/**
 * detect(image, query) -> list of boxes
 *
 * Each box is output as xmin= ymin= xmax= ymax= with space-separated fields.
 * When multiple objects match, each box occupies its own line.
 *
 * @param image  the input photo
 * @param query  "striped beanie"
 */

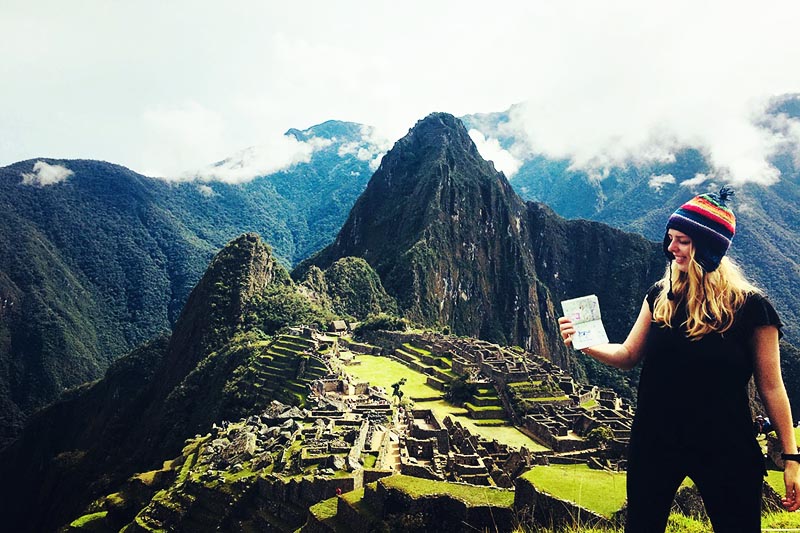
xmin=663 ymin=187 xmax=736 ymax=272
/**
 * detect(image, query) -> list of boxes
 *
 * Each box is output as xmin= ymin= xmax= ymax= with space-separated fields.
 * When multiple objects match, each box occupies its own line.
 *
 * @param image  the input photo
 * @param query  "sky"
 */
xmin=3 ymin=0 xmax=800 ymax=185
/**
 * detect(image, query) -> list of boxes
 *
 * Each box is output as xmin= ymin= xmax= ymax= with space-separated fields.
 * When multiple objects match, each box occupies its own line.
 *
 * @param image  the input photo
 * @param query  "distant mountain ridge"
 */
xmin=0 ymin=121 xmax=377 ymax=444
xmin=461 ymin=96 xmax=800 ymax=339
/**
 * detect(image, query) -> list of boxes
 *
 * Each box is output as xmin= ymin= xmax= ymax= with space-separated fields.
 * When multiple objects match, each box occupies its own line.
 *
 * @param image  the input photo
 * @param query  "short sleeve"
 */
xmin=739 ymin=292 xmax=783 ymax=339
xmin=645 ymin=284 xmax=661 ymax=312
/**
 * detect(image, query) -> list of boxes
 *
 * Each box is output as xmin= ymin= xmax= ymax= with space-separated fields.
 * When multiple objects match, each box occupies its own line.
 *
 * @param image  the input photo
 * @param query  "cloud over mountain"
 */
xmin=20 ymin=161 xmax=74 ymax=186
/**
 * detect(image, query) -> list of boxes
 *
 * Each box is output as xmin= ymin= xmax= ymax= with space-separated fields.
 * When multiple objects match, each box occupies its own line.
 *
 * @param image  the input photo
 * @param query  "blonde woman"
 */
xmin=559 ymin=188 xmax=799 ymax=532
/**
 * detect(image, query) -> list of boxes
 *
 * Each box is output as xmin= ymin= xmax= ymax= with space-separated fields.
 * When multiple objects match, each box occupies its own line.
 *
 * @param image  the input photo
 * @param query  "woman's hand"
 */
xmin=558 ymin=317 xmax=576 ymax=347
xmin=783 ymin=460 xmax=800 ymax=512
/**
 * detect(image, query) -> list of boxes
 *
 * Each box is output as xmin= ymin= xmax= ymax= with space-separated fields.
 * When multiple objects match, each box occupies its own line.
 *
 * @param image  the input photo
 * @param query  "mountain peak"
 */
xmin=161 ymin=233 xmax=288 ymax=387
xmin=394 ymin=112 xmax=481 ymax=161
xmin=285 ymin=119 xmax=368 ymax=142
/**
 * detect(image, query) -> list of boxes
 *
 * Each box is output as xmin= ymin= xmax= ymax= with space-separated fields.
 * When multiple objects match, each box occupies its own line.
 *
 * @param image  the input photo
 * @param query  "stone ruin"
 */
xmin=392 ymin=408 xmax=536 ymax=488
xmin=358 ymin=329 xmax=634 ymax=466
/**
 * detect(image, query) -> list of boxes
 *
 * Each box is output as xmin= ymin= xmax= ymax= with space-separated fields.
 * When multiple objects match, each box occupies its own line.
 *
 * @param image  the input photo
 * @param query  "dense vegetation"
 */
xmin=0 ymin=233 xmax=350 ymax=531
xmin=0 ymin=121 xmax=374 ymax=443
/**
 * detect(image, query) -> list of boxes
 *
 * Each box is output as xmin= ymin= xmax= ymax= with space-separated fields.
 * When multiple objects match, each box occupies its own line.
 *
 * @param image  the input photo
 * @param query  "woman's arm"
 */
xmin=558 ymin=298 xmax=651 ymax=371
xmin=752 ymin=325 xmax=799 ymax=512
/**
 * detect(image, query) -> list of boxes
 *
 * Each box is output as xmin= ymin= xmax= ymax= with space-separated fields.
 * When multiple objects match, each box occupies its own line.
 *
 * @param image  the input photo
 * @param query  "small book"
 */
xmin=560 ymin=294 xmax=609 ymax=350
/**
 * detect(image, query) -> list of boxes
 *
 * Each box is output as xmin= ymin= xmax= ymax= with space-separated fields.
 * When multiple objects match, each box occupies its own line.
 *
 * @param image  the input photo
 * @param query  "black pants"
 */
xmin=625 ymin=446 xmax=764 ymax=532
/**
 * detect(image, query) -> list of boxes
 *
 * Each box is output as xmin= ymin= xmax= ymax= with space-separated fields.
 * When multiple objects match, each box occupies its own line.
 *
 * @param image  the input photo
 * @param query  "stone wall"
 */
xmin=514 ymin=473 xmax=615 ymax=530
xmin=374 ymin=477 xmax=515 ymax=532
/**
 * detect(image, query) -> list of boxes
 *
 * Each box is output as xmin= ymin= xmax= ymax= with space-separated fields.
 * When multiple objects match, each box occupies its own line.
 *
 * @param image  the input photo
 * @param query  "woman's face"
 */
xmin=666 ymin=229 xmax=693 ymax=272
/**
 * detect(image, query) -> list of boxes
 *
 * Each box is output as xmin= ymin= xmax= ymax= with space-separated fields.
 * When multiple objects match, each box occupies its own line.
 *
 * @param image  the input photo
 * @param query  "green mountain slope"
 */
xmin=0 ymin=233 xmax=335 ymax=531
xmin=0 ymin=121 xmax=376 ymax=444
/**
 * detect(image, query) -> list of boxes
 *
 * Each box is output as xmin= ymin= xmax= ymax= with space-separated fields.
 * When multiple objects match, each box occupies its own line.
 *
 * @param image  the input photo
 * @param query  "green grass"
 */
xmin=343 ymin=354 xmax=443 ymax=399
xmin=343 ymin=354 xmax=548 ymax=451
xmin=381 ymin=474 xmax=514 ymax=507
xmin=522 ymin=465 xmax=800 ymax=528
xmin=341 ymin=487 xmax=365 ymax=504
xmin=402 ymin=343 xmax=431 ymax=356
xmin=69 ymin=511 xmax=108 ymax=528
xmin=523 ymin=395 xmax=571 ymax=402
xmin=362 ymin=452 xmax=378 ymax=468
xmin=766 ymin=468 xmax=786 ymax=495
xmin=763 ymin=510 xmax=800 ymax=529
xmin=416 ymin=399 xmax=549 ymax=451
xmin=464 ymin=402 xmax=505 ymax=412
xmin=341 ymin=488 xmax=383 ymax=524
xmin=309 ymin=496 xmax=338 ymax=521
xmin=473 ymin=419 xmax=509 ymax=427
xmin=522 ymin=464 xmax=626 ymax=518
xmin=515 ymin=511 xmax=800 ymax=532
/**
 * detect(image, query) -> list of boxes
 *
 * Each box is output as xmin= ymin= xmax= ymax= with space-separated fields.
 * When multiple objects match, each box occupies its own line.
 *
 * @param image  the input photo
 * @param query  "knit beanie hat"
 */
xmin=663 ymin=187 xmax=736 ymax=273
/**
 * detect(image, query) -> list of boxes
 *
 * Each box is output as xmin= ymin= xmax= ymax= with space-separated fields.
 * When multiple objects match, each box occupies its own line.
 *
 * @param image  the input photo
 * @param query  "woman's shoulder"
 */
xmin=737 ymin=290 xmax=783 ymax=335
xmin=645 ymin=282 xmax=663 ymax=308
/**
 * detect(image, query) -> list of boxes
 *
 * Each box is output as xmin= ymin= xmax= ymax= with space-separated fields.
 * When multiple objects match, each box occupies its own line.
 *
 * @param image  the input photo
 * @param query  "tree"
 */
xmin=586 ymin=425 xmax=614 ymax=448
xmin=445 ymin=376 xmax=478 ymax=406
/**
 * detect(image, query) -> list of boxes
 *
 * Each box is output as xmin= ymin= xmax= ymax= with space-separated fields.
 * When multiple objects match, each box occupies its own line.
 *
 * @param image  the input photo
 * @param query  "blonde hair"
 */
xmin=652 ymin=248 xmax=759 ymax=340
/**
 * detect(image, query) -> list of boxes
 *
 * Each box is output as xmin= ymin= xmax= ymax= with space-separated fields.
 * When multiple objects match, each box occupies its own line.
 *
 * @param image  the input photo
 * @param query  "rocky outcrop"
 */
xmin=299 ymin=113 xmax=663 ymax=372
xmin=0 ymin=234 xmax=304 ymax=532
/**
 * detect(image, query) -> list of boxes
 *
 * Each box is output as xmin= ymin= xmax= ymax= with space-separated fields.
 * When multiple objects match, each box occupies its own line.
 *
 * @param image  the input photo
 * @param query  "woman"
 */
xmin=558 ymin=188 xmax=799 ymax=532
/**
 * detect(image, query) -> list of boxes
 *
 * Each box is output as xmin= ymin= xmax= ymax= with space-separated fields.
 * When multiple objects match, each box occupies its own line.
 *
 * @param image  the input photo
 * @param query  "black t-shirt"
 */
xmin=631 ymin=285 xmax=782 ymax=454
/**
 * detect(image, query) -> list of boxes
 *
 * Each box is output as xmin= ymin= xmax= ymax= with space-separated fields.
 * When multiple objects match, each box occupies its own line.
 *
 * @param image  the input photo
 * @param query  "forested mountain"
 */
xmin=462 ymin=96 xmax=800 ymax=339
xmin=298 ymin=113 xmax=665 ymax=374
xmin=0 ymin=232 xmax=395 ymax=531
xmin=2 ymin=110 xmax=799 ymax=531
xmin=0 ymin=121 xmax=376 ymax=444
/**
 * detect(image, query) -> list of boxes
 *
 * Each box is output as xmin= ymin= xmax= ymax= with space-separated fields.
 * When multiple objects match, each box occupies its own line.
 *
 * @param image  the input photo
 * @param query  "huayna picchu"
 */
xmin=297 ymin=112 xmax=664 ymax=377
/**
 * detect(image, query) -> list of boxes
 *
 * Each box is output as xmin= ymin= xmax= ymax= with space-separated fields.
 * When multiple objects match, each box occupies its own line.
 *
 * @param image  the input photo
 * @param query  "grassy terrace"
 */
xmin=523 ymin=463 xmax=800 ymax=530
xmin=522 ymin=464 xmax=626 ymax=518
xmin=381 ymin=474 xmax=515 ymax=507
xmin=343 ymin=355 xmax=548 ymax=451
xmin=516 ymin=512 xmax=800 ymax=533
xmin=309 ymin=495 xmax=338 ymax=522
xmin=415 ymin=399 xmax=547 ymax=451
xmin=402 ymin=343 xmax=432 ymax=356
xmin=344 ymin=354 xmax=442 ymax=399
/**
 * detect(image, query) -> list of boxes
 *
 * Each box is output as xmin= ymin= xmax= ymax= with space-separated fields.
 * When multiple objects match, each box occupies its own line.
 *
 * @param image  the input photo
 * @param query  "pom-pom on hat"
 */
xmin=663 ymin=186 xmax=736 ymax=273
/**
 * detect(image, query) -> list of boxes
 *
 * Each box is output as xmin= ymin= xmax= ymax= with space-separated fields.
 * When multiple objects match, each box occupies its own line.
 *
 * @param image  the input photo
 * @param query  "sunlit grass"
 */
xmin=522 ymin=464 xmax=626 ymax=518
xmin=416 ymin=399 xmax=548 ymax=451
xmin=513 ymin=510 xmax=800 ymax=532
xmin=382 ymin=474 xmax=515 ymax=507
xmin=343 ymin=354 xmax=442 ymax=399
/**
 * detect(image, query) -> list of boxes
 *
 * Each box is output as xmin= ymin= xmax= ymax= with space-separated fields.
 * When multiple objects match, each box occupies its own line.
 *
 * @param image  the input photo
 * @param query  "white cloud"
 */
xmin=188 ymin=134 xmax=332 ymax=184
xmin=197 ymin=184 xmax=216 ymax=197
xmin=649 ymin=174 xmax=676 ymax=192
xmin=468 ymin=129 xmax=522 ymax=178
xmin=336 ymin=125 xmax=391 ymax=171
xmin=2 ymin=0 xmax=800 ymax=187
xmin=680 ymin=173 xmax=711 ymax=190
xmin=503 ymin=1 xmax=800 ymax=186
xmin=20 ymin=161 xmax=73 ymax=186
